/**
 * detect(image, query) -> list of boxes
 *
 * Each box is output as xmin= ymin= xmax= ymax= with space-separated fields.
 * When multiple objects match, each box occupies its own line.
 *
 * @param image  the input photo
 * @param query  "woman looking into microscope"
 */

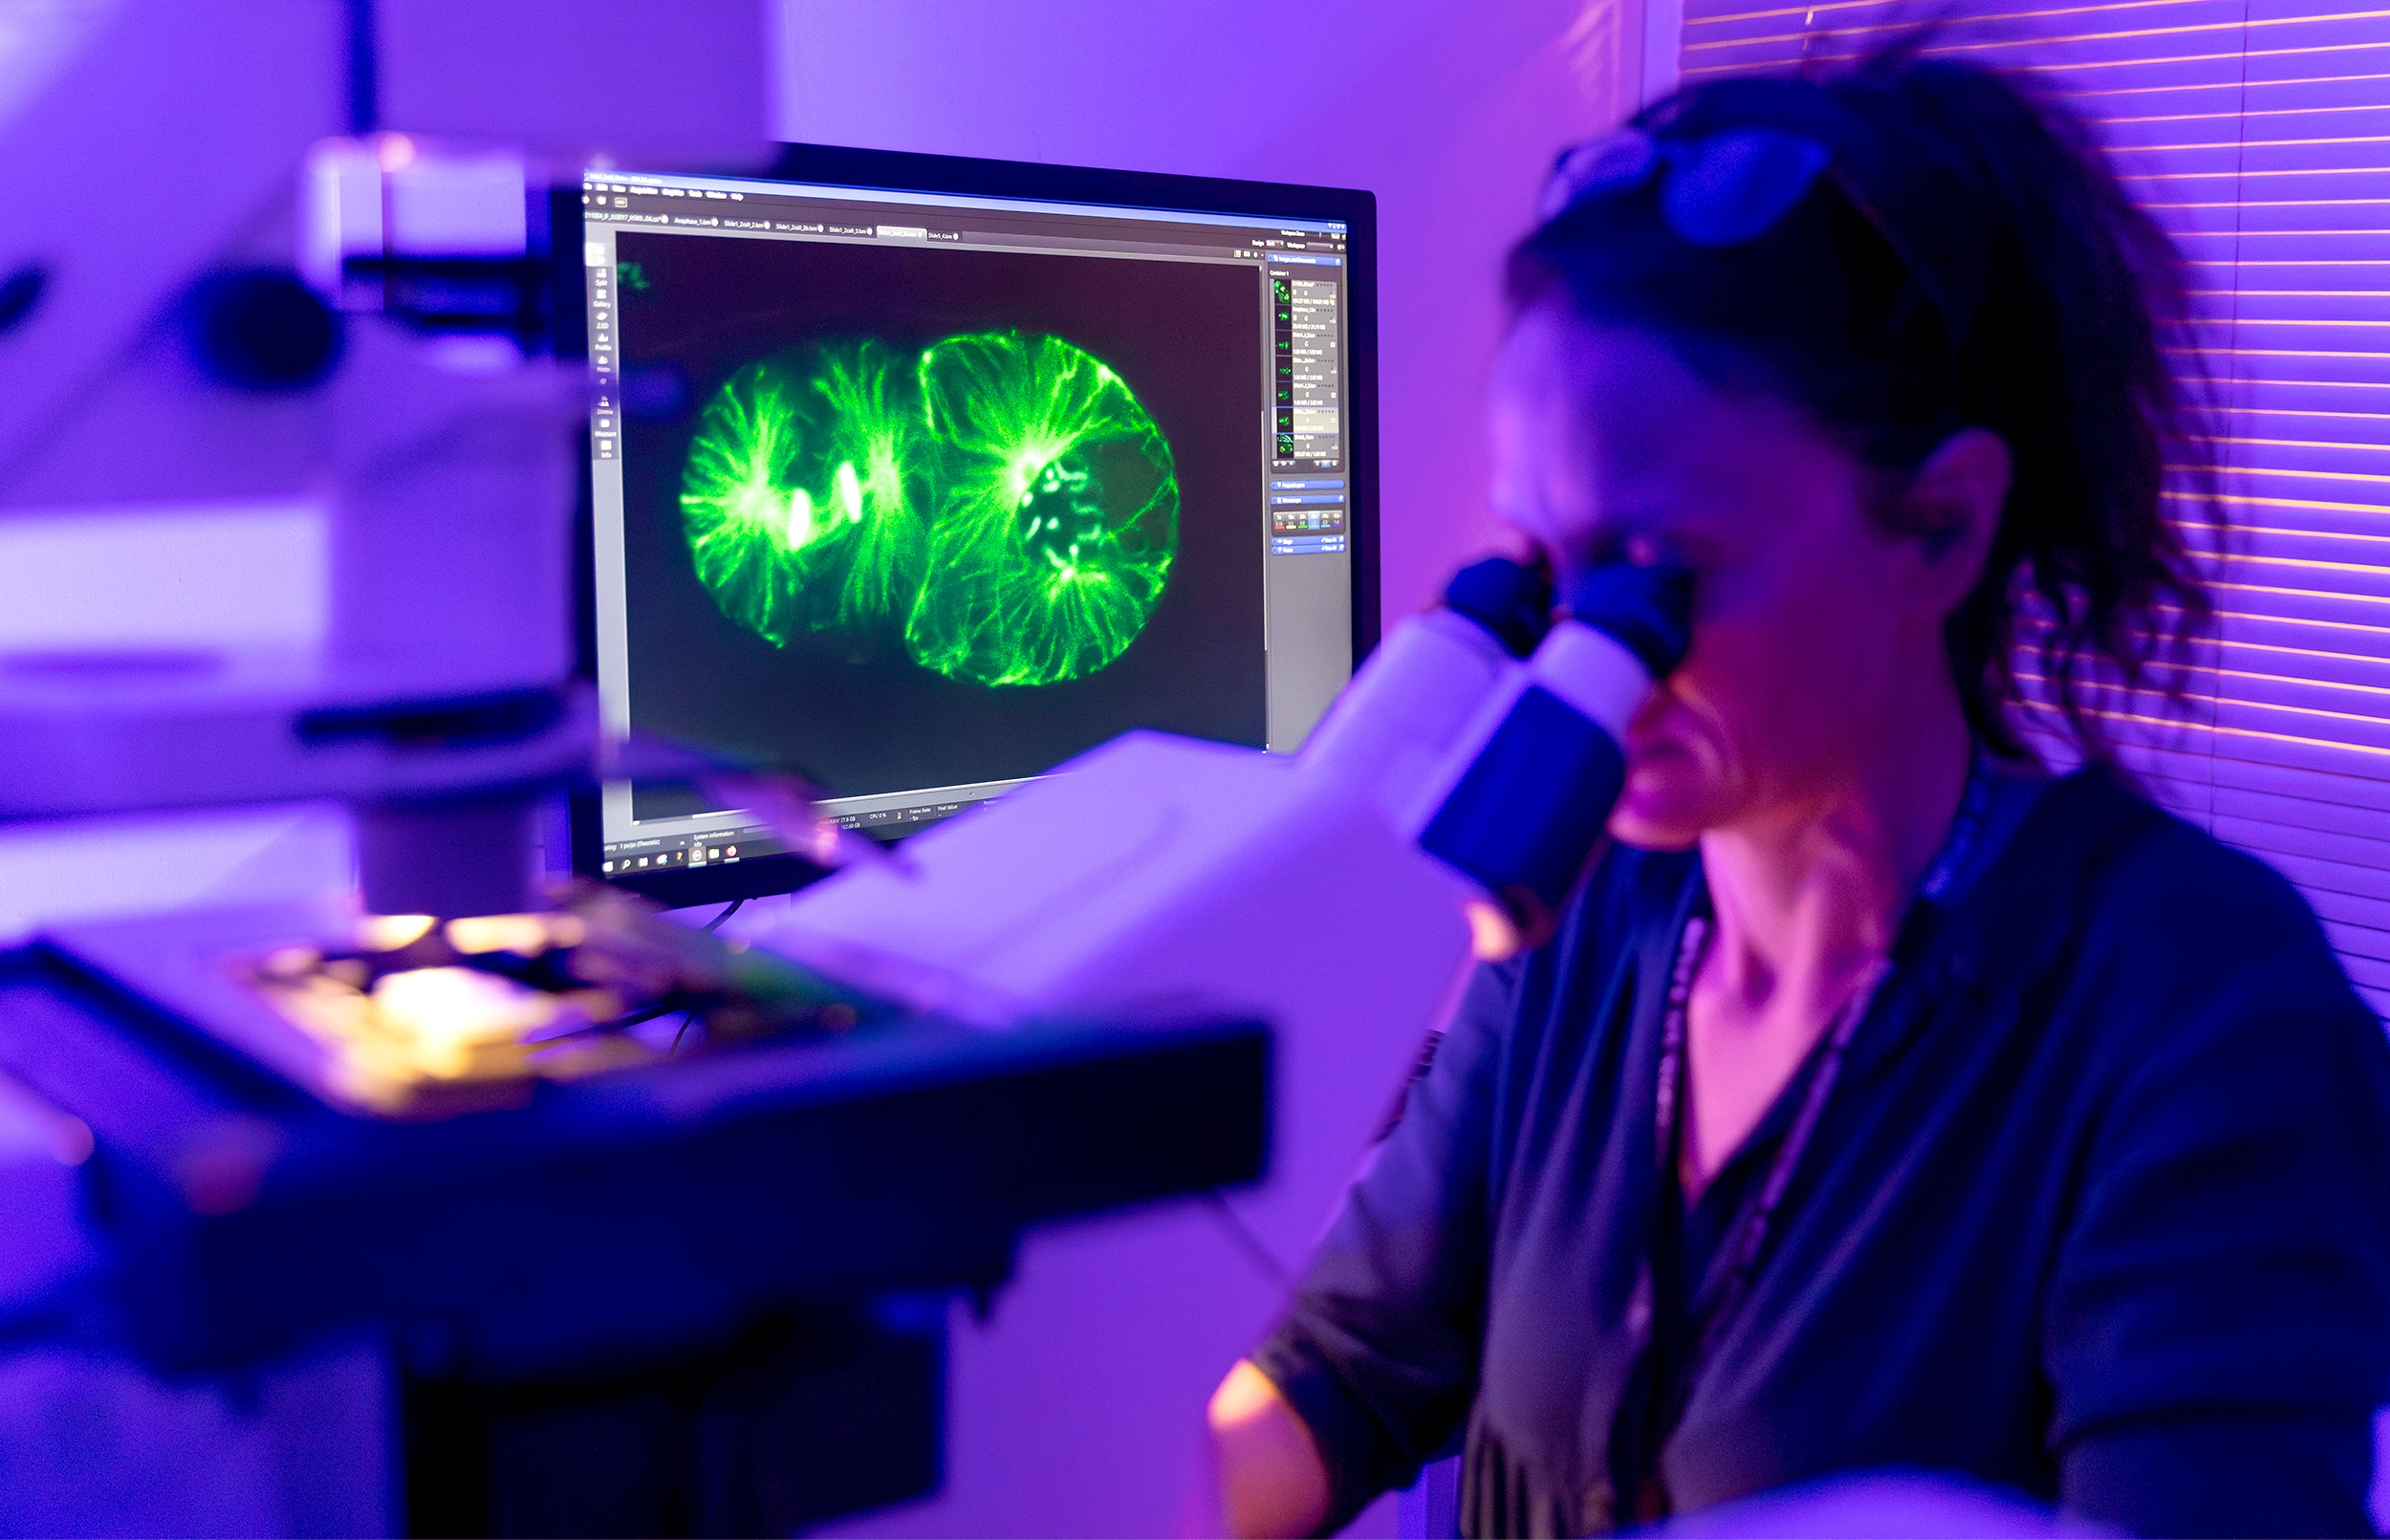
xmin=1206 ymin=43 xmax=2390 ymax=1539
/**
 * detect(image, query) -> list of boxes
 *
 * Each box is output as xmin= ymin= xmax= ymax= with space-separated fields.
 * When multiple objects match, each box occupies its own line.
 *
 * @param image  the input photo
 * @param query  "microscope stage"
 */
xmin=0 ymin=906 xmax=1267 ymax=1377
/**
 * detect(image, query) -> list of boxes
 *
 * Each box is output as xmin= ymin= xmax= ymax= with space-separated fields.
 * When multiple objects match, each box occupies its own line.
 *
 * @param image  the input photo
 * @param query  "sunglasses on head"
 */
xmin=1537 ymin=122 xmax=1972 ymax=355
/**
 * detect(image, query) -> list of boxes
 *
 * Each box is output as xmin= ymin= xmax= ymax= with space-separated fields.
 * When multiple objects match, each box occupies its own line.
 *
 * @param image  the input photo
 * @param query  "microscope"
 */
xmin=0 ymin=4 xmax=1262 ymax=1532
xmin=0 ymin=3 xmax=1688 ymax=1531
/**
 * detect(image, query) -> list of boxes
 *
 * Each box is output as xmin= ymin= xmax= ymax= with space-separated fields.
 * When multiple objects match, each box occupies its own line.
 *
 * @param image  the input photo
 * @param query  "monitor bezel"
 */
xmin=568 ymin=141 xmax=1382 ymax=911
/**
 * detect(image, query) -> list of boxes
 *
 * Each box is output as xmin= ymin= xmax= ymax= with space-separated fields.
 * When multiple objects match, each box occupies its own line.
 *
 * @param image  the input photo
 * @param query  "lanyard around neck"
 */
xmin=1649 ymin=748 xmax=1996 ymax=1385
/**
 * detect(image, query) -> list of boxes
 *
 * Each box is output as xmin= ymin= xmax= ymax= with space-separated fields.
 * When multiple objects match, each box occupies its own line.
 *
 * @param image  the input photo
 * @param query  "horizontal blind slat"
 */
xmin=2302 ymin=882 xmax=2390 ymax=931
xmin=2327 ymin=922 xmax=2390 ymax=966
xmin=2214 ymin=751 xmax=2390 ymax=809
xmin=2220 ymin=640 xmax=2390 ymax=690
xmin=2214 ymin=727 xmax=2390 ymax=782
xmin=2234 ymin=842 xmax=2390 ymax=904
xmin=2216 ymin=699 xmax=2390 ymax=752
xmin=2213 ymin=780 xmax=2390 ymax=835
xmin=2217 ymin=665 xmax=2390 ymax=713
xmin=2330 ymin=943 xmax=2390 ymax=988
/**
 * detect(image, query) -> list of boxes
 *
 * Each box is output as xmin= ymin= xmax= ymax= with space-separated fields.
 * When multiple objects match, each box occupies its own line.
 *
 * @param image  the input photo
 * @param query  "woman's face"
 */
xmin=1488 ymin=301 xmax=1958 ymax=848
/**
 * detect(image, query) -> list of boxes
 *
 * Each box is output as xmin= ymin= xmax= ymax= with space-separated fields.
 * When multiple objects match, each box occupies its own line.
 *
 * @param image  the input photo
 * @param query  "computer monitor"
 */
xmin=570 ymin=142 xmax=1379 ymax=908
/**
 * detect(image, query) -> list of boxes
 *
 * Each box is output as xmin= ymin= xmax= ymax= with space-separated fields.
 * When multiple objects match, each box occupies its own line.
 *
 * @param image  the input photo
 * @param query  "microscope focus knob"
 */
xmin=0 ymin=264 xmax=46 ymax=336
xmin=181 ymin=267 xmax=344 ymax=392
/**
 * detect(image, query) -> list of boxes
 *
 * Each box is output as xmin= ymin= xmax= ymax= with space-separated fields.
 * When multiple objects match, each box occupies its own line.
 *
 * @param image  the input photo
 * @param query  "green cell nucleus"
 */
xmin=679 ymin=339 xmax=925 ymax=646
xmin=906 ymin=332 xmax=1179 ymax=686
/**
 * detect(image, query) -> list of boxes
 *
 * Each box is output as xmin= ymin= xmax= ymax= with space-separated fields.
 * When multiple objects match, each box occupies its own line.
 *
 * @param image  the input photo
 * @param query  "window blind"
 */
xmin=1677 ymin=0 xmax=2390 ymax=1016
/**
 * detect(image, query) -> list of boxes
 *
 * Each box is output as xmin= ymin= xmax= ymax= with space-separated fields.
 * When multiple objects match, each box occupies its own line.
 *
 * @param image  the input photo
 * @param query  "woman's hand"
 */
xmin=1202 ymin=1360 xmax=1331 ymax=1538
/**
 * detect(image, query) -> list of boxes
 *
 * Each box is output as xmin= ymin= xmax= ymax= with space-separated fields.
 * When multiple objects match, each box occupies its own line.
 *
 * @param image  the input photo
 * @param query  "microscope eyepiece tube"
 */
xmin=1296 ymin=556 xmax=1552 ymax=803
xmin=1297 ymin=608 xmax=1511 ymax=791
xmin=1566 ymin=558 xmax=1694 ymax=680
xmin=1405 ymin=561 xmax=1693 ymax=955
xmin=1440 ymin=555 xmax=1555 ymax=660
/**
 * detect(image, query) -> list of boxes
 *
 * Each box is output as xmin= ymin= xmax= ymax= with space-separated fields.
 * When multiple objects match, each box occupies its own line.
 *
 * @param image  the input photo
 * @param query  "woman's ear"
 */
xmin=1892 ymin=427 xmax=2011 ymax=612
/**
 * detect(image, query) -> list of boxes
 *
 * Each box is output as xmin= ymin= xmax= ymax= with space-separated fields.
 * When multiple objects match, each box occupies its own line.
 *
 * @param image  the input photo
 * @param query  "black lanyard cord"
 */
xmin=1648 ymin=748 xmax=1997 ymax=1397
xmin=1654 ymin=919 xmax=1886 ymax=1385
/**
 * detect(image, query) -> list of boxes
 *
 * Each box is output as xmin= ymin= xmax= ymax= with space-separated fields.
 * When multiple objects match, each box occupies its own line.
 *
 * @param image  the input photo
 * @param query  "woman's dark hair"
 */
xmin=1507 ymin=41 xmax=2215 ymax=768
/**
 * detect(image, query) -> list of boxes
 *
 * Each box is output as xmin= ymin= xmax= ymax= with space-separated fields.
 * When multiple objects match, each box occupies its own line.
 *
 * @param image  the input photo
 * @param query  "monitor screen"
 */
xmin=573 ymin=145 xmax=1377 ymax=904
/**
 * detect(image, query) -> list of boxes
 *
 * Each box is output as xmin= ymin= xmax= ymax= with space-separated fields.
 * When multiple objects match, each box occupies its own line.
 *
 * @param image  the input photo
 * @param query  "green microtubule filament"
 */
xmin=680 ymin=331 xmax=1178 ymax=687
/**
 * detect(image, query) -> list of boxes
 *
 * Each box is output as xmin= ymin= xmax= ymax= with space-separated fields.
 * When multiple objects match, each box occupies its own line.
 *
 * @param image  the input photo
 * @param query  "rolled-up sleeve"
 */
xmin=1250 ymin=957 xmax=1520 ymax=1530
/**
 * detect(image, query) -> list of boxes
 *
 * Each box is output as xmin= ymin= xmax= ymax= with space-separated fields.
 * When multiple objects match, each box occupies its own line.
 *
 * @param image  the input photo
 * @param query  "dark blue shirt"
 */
xmin=1254 ymin=769 xmax=2390 ymax=1536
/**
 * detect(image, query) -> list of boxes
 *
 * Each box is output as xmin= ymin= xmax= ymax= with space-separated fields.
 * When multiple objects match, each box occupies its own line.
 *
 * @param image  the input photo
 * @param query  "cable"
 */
xmin=602 ymin=1001 xmax=682 ymax=1031
xmin=684 ymin=899 xmax=743 ymax=1054
xmin=1203 ymin=1192 xmax=1291 ymax=1288
xmin=554 ymin=902 xmax=743 ymax=1056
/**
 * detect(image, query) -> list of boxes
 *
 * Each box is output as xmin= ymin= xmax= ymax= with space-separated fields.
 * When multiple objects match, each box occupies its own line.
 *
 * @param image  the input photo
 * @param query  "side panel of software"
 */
xmin=1262 ymin=249 xmax=1355 ymax=751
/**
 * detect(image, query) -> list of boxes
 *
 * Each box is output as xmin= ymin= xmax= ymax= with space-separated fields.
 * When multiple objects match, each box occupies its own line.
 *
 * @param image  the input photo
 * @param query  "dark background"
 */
xmin=614 ymin=230 xmax=1267 ymax=810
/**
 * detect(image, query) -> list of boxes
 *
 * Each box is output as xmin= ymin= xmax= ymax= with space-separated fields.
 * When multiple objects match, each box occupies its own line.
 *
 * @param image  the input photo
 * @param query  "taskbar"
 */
xmin=598 ymin=831 xmax=764 ymax=876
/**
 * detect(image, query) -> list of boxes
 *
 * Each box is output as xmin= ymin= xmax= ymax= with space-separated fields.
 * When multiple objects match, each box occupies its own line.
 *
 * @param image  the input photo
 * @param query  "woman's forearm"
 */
xmin=1206 ymin=1359 xmax=1333 ymax=1538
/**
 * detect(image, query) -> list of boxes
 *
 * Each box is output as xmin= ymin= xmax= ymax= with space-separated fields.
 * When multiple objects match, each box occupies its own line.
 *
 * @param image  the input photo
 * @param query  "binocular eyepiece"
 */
xmin=1301 ymin=553 xmax=1695 ymax=959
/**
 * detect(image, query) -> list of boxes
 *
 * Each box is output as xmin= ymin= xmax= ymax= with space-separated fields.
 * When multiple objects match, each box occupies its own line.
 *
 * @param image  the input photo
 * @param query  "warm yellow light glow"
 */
xmin=50 ymin=1117 xmax=93 ymax=1166
xmin=1465 ymin=900 xmax=1522 ymax=963
xmin=359 ymin=914 xmax=437 ymax=950
xmin=445 ymin=913 xmax=587 ymax=955
xmin=368 ymin=967 xmax=558 ymax=1079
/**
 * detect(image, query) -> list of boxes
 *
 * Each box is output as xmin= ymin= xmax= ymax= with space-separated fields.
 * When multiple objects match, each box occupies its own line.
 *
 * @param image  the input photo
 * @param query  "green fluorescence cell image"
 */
xmin=679 ymin=329 xmax=1178 ymax=688
xmin=679 ymin=339 xmax=927 ymax=646
xmin=907 ymin=331 xmax=1180 ymax=686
